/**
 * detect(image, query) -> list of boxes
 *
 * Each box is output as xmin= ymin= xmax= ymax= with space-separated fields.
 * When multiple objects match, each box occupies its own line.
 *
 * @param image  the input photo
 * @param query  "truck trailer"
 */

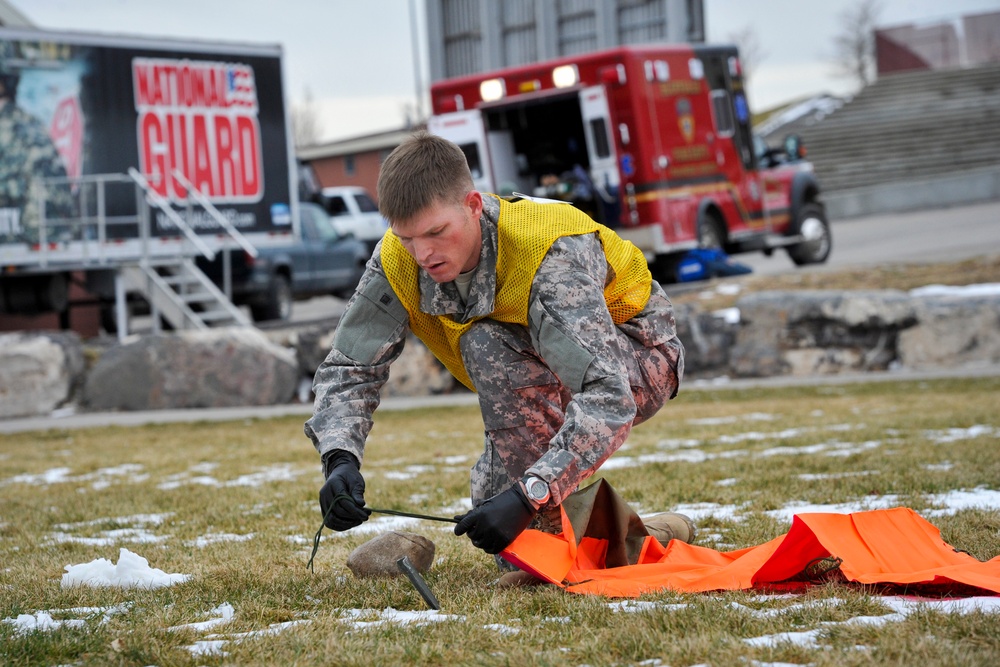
xmin=0 ymin=26 xmax=299 ymax=336
xmin=427 ymin=44 xmax=832 ymax=282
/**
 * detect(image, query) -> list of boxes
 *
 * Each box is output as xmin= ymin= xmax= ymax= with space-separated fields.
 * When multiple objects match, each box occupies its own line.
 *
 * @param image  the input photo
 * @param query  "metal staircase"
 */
xmin=105 ymin=169 xmax=257 ymax=336
xmin=121 ymin=259 xmax=251 ymax=331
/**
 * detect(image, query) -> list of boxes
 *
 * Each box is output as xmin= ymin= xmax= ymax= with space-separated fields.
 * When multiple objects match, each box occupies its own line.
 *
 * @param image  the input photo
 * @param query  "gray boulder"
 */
xmin=0 ymin=331 xmax=85 ymax=419
xmin=673 ymin=303 xmax=738 ymax=377
xmin=346 ymin=531 xmax=436 ymax=578
xmin=83 ymin=328 xmax=298 ymax=410
xmin=730 ymin=290 xmax=917 ymax=377
xmin=295 ymin=326 xmax=456 ymax=398
xmin=899 ymin=293 xmax=1000 ymax=369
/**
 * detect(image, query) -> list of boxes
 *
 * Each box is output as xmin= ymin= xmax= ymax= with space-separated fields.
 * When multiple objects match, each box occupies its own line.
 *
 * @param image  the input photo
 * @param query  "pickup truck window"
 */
xmin=327 ymin=196 xmax=349 ymax=216
xmin=356 ymin=192 xmax=379 ymax=213
xmin=302 ymin=205 xmax=339 ymax=242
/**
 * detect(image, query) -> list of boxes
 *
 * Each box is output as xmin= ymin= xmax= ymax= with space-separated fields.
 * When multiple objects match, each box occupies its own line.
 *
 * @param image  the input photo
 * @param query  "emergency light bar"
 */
xmin=480 ymin=78 xmax=505 ymax=102
xmin=552 ymin=64 xmax=579 ymax=88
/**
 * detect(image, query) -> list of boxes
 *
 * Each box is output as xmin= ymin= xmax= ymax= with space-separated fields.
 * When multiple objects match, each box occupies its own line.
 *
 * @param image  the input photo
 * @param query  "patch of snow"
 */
xmin=384 ymin=464 xmax=436 ymax=481
xmin=158 ymin=463 xmax=307 ymax=490
xmin=798 ymin=471 xmax=879 ymax=481
xmin=187 ymin=533 xmax=255 ymax=548
xmin=337 ymin=607 xmax=464 ymax=630
xmin=168 ymin=602 xmax=235 ymax=633
xmin=713 ymin=307 xmax=741 ymax=324
xmin=483 ymin=622 xmax=521 ymax=635
xmin=61 ymin=548 xmax=190 ymax=589
xmin=742 ymin=595 xmax=1000 ymax=650
xmin=923 ymin=425 xmax=995 ymax=444
xmin=910 ymin=283 xmax=1000 ymax=298
xmin=3 ymin=612 xmax=86 ymax=635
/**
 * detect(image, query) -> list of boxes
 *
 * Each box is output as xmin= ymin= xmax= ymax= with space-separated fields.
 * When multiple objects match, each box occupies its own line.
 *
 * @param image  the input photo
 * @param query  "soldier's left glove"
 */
xmin=454 ymin=484 xmax=538 ymax=554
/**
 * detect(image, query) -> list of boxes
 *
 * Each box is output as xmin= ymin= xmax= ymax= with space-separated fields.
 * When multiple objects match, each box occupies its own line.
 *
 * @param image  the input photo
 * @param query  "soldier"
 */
xmin=305 ymin=132 xmax=691 ymax=585
xmin=0 ymin=41 xmax=74 ymax=243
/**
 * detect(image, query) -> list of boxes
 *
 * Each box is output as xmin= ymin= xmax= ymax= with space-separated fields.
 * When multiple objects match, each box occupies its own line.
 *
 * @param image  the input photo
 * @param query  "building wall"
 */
xmin=426 ymin=0 xmax=704 ymax=82
xmin=876 ymin=11 xmax=1000 ymax=75
xmin=308 ymin=150 xmax=389 ymax=200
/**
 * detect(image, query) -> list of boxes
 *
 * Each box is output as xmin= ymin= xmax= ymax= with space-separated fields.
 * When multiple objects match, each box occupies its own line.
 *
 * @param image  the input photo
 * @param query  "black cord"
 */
xmin=307 ymin=495 xmax=459 ymax=572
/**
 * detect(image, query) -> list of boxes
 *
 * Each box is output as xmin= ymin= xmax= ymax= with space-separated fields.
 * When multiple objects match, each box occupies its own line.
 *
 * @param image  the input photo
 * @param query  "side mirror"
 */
xmin=783 ymin=134 xmax=806 ymax=160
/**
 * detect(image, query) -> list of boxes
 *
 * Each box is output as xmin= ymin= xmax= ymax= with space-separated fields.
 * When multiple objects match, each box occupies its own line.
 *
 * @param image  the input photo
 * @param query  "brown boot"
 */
xmin=642 ymin=512 xmax=697 ymax=547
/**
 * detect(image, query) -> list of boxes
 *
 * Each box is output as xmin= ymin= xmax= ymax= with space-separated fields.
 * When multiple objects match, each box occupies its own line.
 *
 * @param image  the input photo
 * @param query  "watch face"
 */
xmin=527 ymin=478 xmax=548 ymax=501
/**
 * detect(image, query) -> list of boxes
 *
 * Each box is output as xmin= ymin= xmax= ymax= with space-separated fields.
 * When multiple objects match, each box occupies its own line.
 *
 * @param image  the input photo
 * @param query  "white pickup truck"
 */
xmin=316 ymin=186 xmax=388 ymax=254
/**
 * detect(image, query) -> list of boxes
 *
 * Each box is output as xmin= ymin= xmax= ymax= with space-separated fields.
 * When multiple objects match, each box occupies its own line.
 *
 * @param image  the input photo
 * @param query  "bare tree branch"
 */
xmin=728 ymin=24 xmax=768 ymax=86
xmin=833 ymin=0 xmax=884 ymax=89
xmin=291 ymin=86 xmax=323 ymax=149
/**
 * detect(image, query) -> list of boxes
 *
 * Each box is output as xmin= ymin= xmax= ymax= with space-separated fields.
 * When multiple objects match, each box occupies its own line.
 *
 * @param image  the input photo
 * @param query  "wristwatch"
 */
xmin=521 ymin=475 xmax=551 ymax=508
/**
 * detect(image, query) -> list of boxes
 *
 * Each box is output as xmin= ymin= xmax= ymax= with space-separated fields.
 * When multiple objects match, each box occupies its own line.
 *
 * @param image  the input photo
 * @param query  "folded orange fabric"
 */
xmin=501 ymin=482 xmax=1000 ymax=598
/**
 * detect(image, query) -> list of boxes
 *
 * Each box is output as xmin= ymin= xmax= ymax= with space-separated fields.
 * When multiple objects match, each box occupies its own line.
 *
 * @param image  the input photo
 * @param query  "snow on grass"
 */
xmin=186 ymin=533 xmax=255 ymax=548
xmin=3 ymin=612 xmax=86 ymax=636
xmin=1 ymin=463 xmax=148 ymax=488
xmin=60 ymin=548 xmax=190 ymax=589
xmin=910 ymin=283 xmax=1000 ymax=297
xmin=167 ymin=602 xmax=235 ymax=633
xmin=157 ymin=463 xmax=308 ymax=490
xmin=184 ymin=619 xmax=312 ymax=657
xmin=46 ymin=513 xmax=173 ymax=546
xmin=742 ymin=596 xmax=1000 ymax=650
xmin=336 ymin=607 xmax=465 ymax=631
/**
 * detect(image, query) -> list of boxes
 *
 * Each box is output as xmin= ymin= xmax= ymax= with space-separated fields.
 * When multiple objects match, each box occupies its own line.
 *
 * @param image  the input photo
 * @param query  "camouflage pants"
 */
xmin=459 ymin=318 xmax=682 ymax=532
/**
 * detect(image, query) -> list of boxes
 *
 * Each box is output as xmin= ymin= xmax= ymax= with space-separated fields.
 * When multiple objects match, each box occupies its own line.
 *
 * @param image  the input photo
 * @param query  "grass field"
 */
xmin=2 ymin=374 xmax=999 ymax=666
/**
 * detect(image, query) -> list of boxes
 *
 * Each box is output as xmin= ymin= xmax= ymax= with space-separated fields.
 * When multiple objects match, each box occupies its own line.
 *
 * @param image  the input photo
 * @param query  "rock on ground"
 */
xmin=346 ymin=532 xmax=436 ymax=578
xmin=0 ymin=331 xmax=84 ymax=419
xmin=82 ymin=328 xmax=299 ymax=410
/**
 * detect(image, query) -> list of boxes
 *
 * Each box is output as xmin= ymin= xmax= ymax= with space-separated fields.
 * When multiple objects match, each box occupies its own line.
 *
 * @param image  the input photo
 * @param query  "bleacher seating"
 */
xmin=791 ymin=64 xmax=1000 ymax=193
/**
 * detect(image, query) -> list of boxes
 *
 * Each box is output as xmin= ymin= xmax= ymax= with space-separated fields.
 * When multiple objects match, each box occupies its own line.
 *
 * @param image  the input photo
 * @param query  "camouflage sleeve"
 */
xmin=303 ymin=249 xmax=409 ymax=473
xmin=523 ymin=233 xmax=640 ymax=504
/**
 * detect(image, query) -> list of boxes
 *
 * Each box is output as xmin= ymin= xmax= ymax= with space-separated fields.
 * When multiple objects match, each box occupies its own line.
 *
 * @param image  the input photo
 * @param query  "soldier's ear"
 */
xmin=464 ymin=191 xmax=483 ymax=220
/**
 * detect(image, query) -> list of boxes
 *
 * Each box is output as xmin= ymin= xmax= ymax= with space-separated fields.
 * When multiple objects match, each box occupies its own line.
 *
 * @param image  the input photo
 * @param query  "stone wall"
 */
xmin=2 ymin=288 xmax=997 ymax=418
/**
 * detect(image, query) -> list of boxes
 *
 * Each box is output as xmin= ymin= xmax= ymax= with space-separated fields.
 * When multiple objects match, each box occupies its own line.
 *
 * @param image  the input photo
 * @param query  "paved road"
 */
xmin=287 ymin=200 xmax=1000 ymax=322
xmin=734 ymin=200 xmax=1000 ymax=278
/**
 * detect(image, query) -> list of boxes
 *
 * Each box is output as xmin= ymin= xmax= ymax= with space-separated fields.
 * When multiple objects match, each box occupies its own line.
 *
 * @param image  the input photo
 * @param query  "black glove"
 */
xmin=454 ymin=483 xmax=538 ymax=554
xmin=319 ymin=450 xmax=371 ymax=531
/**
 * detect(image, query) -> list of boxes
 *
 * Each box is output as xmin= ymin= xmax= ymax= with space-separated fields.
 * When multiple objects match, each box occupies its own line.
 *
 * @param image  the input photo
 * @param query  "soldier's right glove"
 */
xmin=453 ymin=483 xmax=538 ymax=554
xmin=319 ymin=450 xmax=371 ymax=531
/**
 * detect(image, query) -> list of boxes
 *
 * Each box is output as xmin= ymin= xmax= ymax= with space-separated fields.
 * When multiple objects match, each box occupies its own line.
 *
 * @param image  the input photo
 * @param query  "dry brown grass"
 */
xmin=2 ymin=376 xmax=999 ymax=666
xmin=671 ymin=255 xmax=1000 ymax=311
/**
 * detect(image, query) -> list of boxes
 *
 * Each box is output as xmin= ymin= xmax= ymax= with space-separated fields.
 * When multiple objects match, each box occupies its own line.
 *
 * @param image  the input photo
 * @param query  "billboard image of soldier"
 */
xmin=0 ymin=39 xmax=76 ymax=243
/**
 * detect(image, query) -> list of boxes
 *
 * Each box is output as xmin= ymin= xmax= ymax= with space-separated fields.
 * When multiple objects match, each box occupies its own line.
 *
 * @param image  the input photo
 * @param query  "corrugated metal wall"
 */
xmin=441 ymin=0 xmax=483 ymax=78
xmin=617 ymin=0 xmax=667 ymax=45
xmin=501 ymin=0 xmax=538 ymax=67
xmin=427 ymin=0 xmax=704 ymax=82
xmin=557 ymin=0 xmax=600 ymax=56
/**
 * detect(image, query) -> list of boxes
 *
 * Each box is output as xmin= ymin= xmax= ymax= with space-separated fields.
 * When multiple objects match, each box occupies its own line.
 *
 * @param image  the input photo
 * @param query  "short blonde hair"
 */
xmin=377 ymin=132 xmax=474 ymax=225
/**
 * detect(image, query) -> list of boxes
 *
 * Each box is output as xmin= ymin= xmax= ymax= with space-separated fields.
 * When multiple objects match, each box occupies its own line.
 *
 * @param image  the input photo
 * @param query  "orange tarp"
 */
xmin=501 ymin=483 xmax=1000 ymax=598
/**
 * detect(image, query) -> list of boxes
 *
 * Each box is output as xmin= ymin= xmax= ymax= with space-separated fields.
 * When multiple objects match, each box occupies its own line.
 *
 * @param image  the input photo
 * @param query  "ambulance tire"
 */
xmin=697 ymin=211 xmax=725 ymax=251
xmin=786 ymin=202 xmax=832 ymax=266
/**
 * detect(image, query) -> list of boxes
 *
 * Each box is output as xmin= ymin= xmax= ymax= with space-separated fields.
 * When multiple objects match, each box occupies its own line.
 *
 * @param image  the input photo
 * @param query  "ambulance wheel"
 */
xmin=787 ymin=202 xmax=832 ymax=265
xmin=697 ymin=211 xmax=725 ymax=250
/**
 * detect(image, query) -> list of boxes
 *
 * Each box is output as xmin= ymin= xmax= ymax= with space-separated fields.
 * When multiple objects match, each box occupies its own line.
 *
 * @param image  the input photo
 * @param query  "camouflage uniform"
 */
xmin=306 ymin=194 xmax=684 ymax=526
xmin=0 ymin=101 xmax=73 ymax=242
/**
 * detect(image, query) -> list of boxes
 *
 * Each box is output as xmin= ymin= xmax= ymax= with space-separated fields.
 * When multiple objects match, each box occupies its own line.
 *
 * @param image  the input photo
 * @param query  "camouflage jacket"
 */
xmin=0 ymin=102 xmax=72 ymax=240
xmin=305 ymin=194 xmax=681 ymax=500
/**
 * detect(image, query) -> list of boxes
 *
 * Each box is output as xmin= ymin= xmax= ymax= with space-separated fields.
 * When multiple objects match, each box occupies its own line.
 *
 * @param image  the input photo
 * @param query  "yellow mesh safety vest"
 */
xmin=381 ymin=196 xmax=652 ymax=390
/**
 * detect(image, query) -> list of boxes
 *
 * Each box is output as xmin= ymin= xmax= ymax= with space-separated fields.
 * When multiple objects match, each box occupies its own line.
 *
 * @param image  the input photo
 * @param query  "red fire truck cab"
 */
xmin=428 ymin=44 xmax=831 ymax=281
